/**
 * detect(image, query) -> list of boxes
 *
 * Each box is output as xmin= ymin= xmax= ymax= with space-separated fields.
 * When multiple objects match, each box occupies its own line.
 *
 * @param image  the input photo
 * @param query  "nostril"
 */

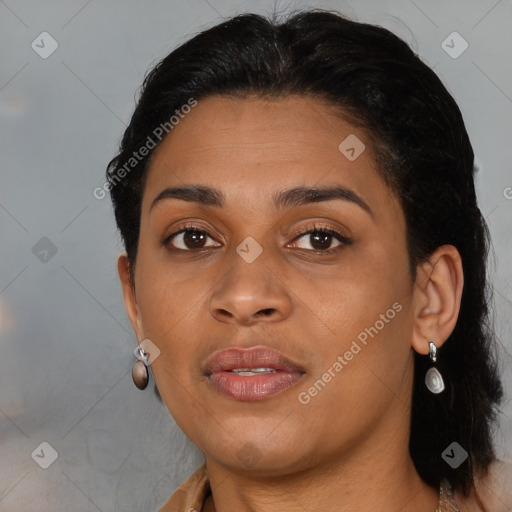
xmin=258 ymin=308 xmax=275 ymax=317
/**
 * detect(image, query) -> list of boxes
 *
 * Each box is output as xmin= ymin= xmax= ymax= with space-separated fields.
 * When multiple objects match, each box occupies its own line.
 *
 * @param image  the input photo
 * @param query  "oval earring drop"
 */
xmin=132 ymin=346 xmax=149 ymax=390
xmin=425 ymin=342 xmax=445 ymax=394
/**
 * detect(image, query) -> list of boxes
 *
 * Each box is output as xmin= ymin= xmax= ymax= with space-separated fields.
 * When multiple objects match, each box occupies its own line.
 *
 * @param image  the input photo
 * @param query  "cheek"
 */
xmin=315 ymin=236 xmax=410 ymax=336
xmin=301 ymin=242 xmax=412 ymax=407
xmin=135 ymin=239 xmax=198 ymax=334
xmin=295 ymin=312 xmax=413 ymax=446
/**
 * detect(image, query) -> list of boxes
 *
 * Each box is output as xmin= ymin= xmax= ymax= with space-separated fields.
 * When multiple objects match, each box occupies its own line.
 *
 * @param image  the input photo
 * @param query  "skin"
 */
xmin=118 ymin=95 xmax=464 ymax=512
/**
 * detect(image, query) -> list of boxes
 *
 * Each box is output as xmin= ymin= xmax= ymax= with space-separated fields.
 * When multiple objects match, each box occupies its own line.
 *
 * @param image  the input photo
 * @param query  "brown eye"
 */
xmin=288 ymin=226 xmax=352 ymax=253
xmin=311 ymin=232 xmax=336 ymax=251
xmin=165 ymin=227 xmax=220 ymax=251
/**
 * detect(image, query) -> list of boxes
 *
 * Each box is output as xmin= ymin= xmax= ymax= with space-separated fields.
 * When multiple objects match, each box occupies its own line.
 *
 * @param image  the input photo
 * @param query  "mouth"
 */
xmin=203 ymin=345 xmax=306 ymax=402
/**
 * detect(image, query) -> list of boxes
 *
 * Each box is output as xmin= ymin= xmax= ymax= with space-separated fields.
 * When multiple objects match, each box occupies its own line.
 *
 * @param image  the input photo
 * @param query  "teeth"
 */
xmin=230 ymin=368 xmax=277 ymax=375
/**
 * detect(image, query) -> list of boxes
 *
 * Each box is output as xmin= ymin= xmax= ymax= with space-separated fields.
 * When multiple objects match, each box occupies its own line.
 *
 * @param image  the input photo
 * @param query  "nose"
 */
xmin=208 ymin=251 xmax=293 ymax=326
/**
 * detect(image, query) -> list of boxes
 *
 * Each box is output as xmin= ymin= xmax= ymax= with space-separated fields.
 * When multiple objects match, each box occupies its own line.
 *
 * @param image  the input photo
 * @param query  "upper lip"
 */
xmin=203 ymin=345 xmax=305 ymax=375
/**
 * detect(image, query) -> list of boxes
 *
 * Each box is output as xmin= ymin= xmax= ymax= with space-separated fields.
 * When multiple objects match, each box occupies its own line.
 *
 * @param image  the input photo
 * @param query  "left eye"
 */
xmin=289 ymin=228 xmax=348 ymax=252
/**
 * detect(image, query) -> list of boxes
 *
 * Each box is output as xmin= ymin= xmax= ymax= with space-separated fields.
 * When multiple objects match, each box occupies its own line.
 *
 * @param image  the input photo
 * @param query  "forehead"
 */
xmin=142 ymin=95 xmax=399 ymax=216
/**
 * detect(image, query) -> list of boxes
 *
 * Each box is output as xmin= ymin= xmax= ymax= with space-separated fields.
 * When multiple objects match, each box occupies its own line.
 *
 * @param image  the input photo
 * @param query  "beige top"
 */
xmin=159 ymin=464 xmax=210 ymax=512
xmin=158 ymin=460 xmax=512 ymax=511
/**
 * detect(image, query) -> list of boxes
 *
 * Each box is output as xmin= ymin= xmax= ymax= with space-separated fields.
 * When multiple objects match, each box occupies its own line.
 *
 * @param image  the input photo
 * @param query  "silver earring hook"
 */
xmin=135 ymin=346 xmax=150 ymax=365
xmin=429 ymin=341 xmax=437 ymax=363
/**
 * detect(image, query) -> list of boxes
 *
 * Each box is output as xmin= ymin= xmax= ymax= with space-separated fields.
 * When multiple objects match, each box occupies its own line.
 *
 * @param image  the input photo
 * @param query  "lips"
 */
xmin=204 ymin=346 xmax=304 ymax=375
xmin=204 ymin=345 xmax=305 ymax=401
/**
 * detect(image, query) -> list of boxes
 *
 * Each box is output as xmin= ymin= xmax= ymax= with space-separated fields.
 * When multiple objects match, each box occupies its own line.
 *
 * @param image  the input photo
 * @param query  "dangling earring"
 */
xmin=425 ymin=341 xmax=445 ymax=394
xmin=132 ymin=346 xmax=149 ymax=390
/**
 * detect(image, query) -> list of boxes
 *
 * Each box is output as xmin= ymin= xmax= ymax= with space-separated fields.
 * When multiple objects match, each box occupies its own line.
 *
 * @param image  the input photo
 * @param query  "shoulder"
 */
xmin=455 ymin=459 xmax=512 ymax=512
xmin=158 ymin=464 xmax=210 ymax=512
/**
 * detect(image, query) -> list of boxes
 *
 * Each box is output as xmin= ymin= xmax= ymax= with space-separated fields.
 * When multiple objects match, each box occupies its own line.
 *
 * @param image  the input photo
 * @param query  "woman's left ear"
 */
xmin=411 ymin=244 xmax=464 ymax=355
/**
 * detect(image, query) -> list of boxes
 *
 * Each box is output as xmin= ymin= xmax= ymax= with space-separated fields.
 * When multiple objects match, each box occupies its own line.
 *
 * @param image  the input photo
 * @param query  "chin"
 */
xmin=206 ymin=436 xmax=315 ymax=477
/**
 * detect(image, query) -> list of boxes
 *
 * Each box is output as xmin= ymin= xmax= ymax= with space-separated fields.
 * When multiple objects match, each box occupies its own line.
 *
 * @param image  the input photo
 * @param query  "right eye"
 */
xmin=163 ymin=224 xmax=221 ymax=251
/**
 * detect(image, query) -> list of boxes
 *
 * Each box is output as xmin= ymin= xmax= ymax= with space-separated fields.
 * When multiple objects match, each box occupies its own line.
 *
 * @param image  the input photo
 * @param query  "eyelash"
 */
xmin=162 ymin=222 xmax=352 ymax=255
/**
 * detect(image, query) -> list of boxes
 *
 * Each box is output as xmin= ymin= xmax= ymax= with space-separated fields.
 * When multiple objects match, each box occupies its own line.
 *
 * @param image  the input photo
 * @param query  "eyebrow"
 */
xmin=150 ymin=184 xmax=373 ymax=217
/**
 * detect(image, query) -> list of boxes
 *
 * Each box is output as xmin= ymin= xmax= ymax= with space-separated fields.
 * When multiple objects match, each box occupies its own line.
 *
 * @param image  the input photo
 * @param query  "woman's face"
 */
xmin=123 ymin=95 xmax=418 ymax=475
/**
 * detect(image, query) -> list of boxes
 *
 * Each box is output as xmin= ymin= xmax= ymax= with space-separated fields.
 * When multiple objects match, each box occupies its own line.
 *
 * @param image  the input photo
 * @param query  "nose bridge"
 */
xmin=208 ymin=238 xmax=292 ymax=324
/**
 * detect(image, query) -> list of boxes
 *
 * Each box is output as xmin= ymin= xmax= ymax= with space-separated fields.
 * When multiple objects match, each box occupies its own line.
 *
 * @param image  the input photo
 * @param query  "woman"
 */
xmin=106 ymin=10 xmax=511 ymax=511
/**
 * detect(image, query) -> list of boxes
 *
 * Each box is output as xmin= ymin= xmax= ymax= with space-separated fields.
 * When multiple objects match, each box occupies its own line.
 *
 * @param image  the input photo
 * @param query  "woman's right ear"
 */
xmin=117 ymin=253 xmax=144 ymax=340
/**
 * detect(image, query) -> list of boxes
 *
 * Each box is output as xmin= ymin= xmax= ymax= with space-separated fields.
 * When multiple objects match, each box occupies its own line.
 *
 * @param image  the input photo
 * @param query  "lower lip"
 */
xmin=207 ymin=371 xmax=304 ymax=401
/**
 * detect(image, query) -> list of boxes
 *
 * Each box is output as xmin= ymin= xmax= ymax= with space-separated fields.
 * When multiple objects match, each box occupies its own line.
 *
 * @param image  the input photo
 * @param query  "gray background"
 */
xmin=0 ymin=0 xmax=511 ymax=510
